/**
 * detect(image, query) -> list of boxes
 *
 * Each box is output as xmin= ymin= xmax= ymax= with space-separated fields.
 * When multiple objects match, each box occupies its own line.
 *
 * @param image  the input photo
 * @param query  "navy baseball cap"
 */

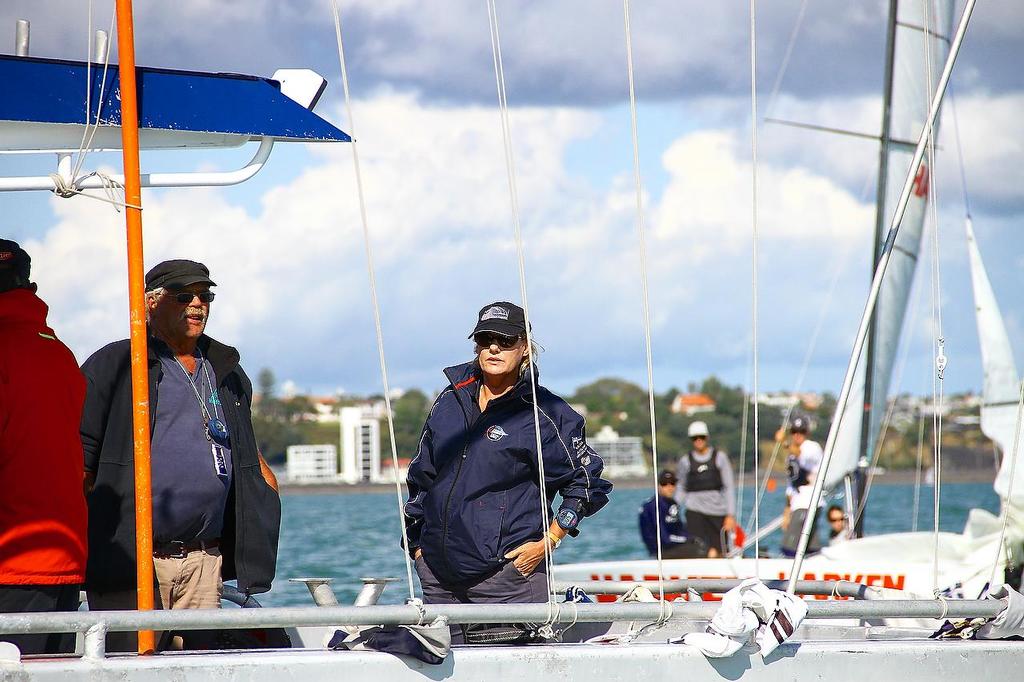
xmin=468 ymin=301 xmax=529 ymax=339
xmin=145 ymin=259 xmax=216 ymax=292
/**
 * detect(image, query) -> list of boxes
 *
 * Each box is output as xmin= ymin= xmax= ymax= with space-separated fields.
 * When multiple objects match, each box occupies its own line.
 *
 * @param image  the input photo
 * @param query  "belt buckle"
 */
xmin=160 ymin=540 xmax=188 ymax=559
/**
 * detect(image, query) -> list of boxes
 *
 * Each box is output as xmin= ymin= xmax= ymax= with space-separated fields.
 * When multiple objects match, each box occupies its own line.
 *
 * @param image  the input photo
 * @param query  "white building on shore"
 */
xmin=590 ymin=425 xmax=647 ymax=479
xmin=285 ymin=407 xmax=385 ymax=484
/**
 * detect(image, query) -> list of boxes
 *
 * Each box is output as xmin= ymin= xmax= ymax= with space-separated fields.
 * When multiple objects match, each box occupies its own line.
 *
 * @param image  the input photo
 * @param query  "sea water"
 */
xmin=258 ymin=482 xmax=1000 ymax=607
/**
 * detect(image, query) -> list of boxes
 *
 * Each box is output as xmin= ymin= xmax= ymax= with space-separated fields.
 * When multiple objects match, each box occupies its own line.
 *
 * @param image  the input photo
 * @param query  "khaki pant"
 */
xmin=87 ymin=547 xmax=222 ymax=652
xmin=154 ymin=547 xmax=223 ymax=610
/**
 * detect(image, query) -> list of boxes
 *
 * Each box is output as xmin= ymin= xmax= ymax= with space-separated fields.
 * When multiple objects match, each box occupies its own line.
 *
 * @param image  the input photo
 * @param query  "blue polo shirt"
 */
xmin=151 ymin=342 xmax=233 ymax=543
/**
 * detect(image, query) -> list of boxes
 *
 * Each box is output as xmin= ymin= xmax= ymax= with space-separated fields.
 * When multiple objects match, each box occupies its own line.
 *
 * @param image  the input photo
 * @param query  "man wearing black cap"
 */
xmin=80 ymin=259 xmax=281 ymax=651
xmin=0 ymin=240 xmax=87 ymax=655
xmin=777 ymin=415 xmax=823 ymax=557
xmin=637 ymin=470 xmax=705 ymax=559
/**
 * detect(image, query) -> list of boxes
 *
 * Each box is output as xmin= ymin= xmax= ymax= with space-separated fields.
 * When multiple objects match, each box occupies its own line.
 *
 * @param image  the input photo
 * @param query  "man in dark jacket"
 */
xmin=0 ymin=240 xmax=87 ymax=655
xmin=81 ymin=259 xmax=280 ymax=651
xmin=638 ymin=470 xmax=704 ymax=559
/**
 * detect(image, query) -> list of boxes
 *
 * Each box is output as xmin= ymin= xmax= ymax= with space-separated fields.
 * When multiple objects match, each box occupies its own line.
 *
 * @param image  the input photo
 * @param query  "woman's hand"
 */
xmin=504 ymin=539 xmax=552 ymax=576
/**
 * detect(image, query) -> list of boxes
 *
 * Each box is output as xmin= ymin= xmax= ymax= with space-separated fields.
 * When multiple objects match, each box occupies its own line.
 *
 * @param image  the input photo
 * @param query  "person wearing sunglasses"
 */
xmin=404 ymin=301 xmax=612 ymax=643
xmin=79 ymin=259 xmax=281 ymax=651
xmin=827 ymin=504 xmax=850 ymax=545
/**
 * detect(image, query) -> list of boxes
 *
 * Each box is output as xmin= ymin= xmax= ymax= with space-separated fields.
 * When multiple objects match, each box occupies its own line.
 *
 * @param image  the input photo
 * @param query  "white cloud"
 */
xmin=18 ymin=89 xmax=906 ymax=399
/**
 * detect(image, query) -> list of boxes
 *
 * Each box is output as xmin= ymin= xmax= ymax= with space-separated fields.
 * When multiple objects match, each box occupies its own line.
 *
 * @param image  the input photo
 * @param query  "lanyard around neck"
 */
xmin=173 ymin=352 xmax=220 ymax=424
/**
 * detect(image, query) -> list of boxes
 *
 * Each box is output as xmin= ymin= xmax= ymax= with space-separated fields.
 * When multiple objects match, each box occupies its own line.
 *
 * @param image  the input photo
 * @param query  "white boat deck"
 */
xmin=5 ymin=631 xmax=1020 ymax=682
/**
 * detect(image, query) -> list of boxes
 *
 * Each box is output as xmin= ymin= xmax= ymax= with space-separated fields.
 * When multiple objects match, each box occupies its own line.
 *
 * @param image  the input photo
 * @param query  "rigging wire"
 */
xmin=911 ymin=405 xmax=926 ymax=532
xmin=921 ymin=0 xmax=946 ymax=594
xmin=751 ymin=237 xmax=854 ymax=513
xmin=620 ymin=0 xmax=668 ymax=616
xmin=484 ymin=0 xmax=559 ymax=623
xmin=988 ymin=381 xmax=1024 ymax=592
xmin=71 ymin=1 xmax=117 ymax=186
xmin=328 ymin=0 xmax=416 ymax=602
xmin=763 ymin=0 xmax=811 ymax=120
xmin=947 ymin=84 xmax=973 ymax=219
xmin=748 ymin=0 xmax=761 ymax=575
xmin=851 ymin=265 xmax=927 ymax=531
xmin=736 ymin=366 xmax=750 ymax=527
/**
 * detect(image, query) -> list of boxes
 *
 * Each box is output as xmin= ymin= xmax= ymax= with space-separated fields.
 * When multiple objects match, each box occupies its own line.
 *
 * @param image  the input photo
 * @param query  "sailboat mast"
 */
xmin=855 ymin=0 xmax=900 ymax=538
xmin=114 ymin=0 xmax=156 ymax=655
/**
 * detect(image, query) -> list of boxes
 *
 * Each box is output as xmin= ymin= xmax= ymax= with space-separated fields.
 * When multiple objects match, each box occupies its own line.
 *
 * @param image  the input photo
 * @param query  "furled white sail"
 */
xmin=964 ymin=218 xmax=1024 ymax=516
xmin=826 ymin=0 xmax=954 ymax=488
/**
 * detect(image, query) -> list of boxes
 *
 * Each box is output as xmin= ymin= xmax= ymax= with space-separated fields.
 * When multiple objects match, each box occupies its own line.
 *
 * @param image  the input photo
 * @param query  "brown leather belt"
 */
xmin=153 ymin=538 xmax=219 ymax=559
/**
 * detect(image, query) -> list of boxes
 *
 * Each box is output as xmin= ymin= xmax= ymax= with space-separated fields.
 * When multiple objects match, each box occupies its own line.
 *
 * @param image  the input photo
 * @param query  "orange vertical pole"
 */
xmin=113 ymin=0 xmax=156 ymax=655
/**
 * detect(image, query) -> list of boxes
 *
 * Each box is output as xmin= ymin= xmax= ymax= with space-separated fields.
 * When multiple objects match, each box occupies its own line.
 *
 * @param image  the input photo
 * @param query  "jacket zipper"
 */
xmin=437 ymin=376 xmax=522 ymax=577
xmin=440 ymin=432 xmax=474 ymax=577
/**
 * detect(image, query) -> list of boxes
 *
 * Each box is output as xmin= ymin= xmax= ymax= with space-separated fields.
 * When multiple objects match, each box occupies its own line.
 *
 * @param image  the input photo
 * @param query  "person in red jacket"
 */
xmin=0 ymin=239 xmax=87 ymax=655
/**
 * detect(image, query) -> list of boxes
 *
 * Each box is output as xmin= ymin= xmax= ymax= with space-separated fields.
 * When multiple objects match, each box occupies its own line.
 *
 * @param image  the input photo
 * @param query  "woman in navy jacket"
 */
xmin=405 ymin=301 xmax=612 ymax=613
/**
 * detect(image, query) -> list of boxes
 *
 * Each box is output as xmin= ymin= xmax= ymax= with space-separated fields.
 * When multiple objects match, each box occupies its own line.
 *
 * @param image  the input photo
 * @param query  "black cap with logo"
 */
xmin=0 ymin=239 xmax=31 ymax=292
xmin=468 ymin=301 xmax=528 ymax=339
xmin=145 ymin=259 xmax=217 ymax=292
xmin=658 ymin=469 xmax=678 ymax=486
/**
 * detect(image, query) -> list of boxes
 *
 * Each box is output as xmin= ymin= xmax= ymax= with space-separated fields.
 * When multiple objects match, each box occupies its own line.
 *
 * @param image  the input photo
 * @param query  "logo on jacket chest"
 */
xmin=486 ymin=425 xmax=509 ymax=442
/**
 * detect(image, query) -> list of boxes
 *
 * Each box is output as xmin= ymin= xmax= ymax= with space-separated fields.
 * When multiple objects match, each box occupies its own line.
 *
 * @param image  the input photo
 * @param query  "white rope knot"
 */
xmin=933 ymin=592 xmax=950 ymax=620
xmin=47 ymin=171 xmax=142 ymax=212
xmin=48 ymin=173 xmax=78 ymax=198
xmin=405 ymin=597 xmax=427 ymax=626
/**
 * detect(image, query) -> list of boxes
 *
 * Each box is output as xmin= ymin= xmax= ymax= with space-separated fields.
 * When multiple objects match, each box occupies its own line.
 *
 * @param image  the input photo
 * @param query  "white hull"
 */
xmin=6 ymin=630 xmax=1021 ymax=681
xmin=554 ymin=520 xmax=1011 ymax=606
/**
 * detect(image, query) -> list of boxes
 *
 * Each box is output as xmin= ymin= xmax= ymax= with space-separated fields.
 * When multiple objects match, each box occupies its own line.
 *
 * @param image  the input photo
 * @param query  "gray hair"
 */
xmin=144 ymin=287 xmax=165 ymax=323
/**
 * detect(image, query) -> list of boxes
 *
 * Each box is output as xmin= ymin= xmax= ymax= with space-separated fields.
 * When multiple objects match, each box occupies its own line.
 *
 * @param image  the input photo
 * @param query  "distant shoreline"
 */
xmin=279 ymin=467 xmax=998 ymax=496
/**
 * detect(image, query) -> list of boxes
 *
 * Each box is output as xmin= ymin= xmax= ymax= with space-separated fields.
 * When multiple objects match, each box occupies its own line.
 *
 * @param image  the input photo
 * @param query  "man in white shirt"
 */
xmin=778 ymin=416 xmax=823 ymax=556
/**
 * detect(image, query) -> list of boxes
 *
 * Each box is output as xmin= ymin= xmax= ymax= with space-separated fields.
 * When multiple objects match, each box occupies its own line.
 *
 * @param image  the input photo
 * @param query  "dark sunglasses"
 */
xmin=473 ymin=332 xmax=522 ymax=350
xmin=828 ymin=516 xmax=845 ymax=523
xmin=166 ymin=291 xmax=215 ymax=304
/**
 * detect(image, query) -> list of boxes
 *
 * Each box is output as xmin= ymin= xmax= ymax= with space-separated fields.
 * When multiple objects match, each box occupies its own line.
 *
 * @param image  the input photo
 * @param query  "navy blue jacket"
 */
xmin=638 ymin=495 xmax=689 ymax=556
xmin=405 ymin=362 xmax=612 ymax=584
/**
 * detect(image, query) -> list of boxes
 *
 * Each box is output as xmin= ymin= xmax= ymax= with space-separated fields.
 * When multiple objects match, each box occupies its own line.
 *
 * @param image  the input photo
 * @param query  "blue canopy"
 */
xmin=0 ymin=54 xmax=350 ymax=144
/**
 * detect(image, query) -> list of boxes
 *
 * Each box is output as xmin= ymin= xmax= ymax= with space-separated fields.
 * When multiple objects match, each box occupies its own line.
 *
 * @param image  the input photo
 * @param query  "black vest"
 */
xmin=685 ymin=449 xmax=723 ymax=492
xmin=787 ymin=454 xmax=810 ymax=488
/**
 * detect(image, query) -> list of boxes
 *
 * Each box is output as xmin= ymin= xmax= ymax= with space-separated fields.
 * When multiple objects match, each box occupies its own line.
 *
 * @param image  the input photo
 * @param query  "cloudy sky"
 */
xmin=1 ymin=0 xmax=1021 ymax=403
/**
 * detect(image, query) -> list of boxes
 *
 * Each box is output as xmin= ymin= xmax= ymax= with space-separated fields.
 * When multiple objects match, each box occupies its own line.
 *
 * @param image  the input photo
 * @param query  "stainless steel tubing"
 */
xmin=0 ymin=599 xmax=1005 ymax=635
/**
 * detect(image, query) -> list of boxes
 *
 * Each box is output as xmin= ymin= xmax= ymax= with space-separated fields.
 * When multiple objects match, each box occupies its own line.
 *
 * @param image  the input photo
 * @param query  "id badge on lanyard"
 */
xmin=212 ymin=443 xmax=229 ymax=481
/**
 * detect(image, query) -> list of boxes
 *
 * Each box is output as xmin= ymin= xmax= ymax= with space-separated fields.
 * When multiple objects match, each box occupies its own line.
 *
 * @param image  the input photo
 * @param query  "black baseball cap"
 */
xmin=468 ymin=301 xmax=529 ymax=339
xmin=789 ymin=415 xmax=810 ymax=434
xmin=145 ymin=259 xmax=216 ymax=292
xmin=658 ymin=469 xmax=678 ymax=486
xmin=0 ymin=239 xmax=31 ymax=291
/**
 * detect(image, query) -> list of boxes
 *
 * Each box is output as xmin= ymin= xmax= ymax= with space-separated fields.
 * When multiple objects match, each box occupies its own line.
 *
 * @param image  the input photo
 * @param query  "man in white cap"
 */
xmin=674 ymin=421 xmax=736 ymax=557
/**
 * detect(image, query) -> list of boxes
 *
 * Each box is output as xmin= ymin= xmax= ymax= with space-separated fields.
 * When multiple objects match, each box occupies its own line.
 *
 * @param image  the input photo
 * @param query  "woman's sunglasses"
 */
xmin=166 ymin=291 xmax=216 ymax=304
xmin=474 ymin=332 xmax=522 ymax=350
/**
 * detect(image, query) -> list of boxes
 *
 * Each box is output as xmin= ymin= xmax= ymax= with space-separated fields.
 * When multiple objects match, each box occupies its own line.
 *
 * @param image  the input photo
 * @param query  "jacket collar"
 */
xmin=442 ymin=360 xmax=540 ymax=414
xmin=0 ymin=288 xmax=49 ymax=327
xmin=147 ymin=332 xmax=240 ymax=383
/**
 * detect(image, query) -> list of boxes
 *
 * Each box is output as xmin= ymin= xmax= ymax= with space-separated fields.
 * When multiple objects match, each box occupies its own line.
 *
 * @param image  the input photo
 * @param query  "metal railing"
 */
xmin=0 ymin=597 xmax=1006 ymax=660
